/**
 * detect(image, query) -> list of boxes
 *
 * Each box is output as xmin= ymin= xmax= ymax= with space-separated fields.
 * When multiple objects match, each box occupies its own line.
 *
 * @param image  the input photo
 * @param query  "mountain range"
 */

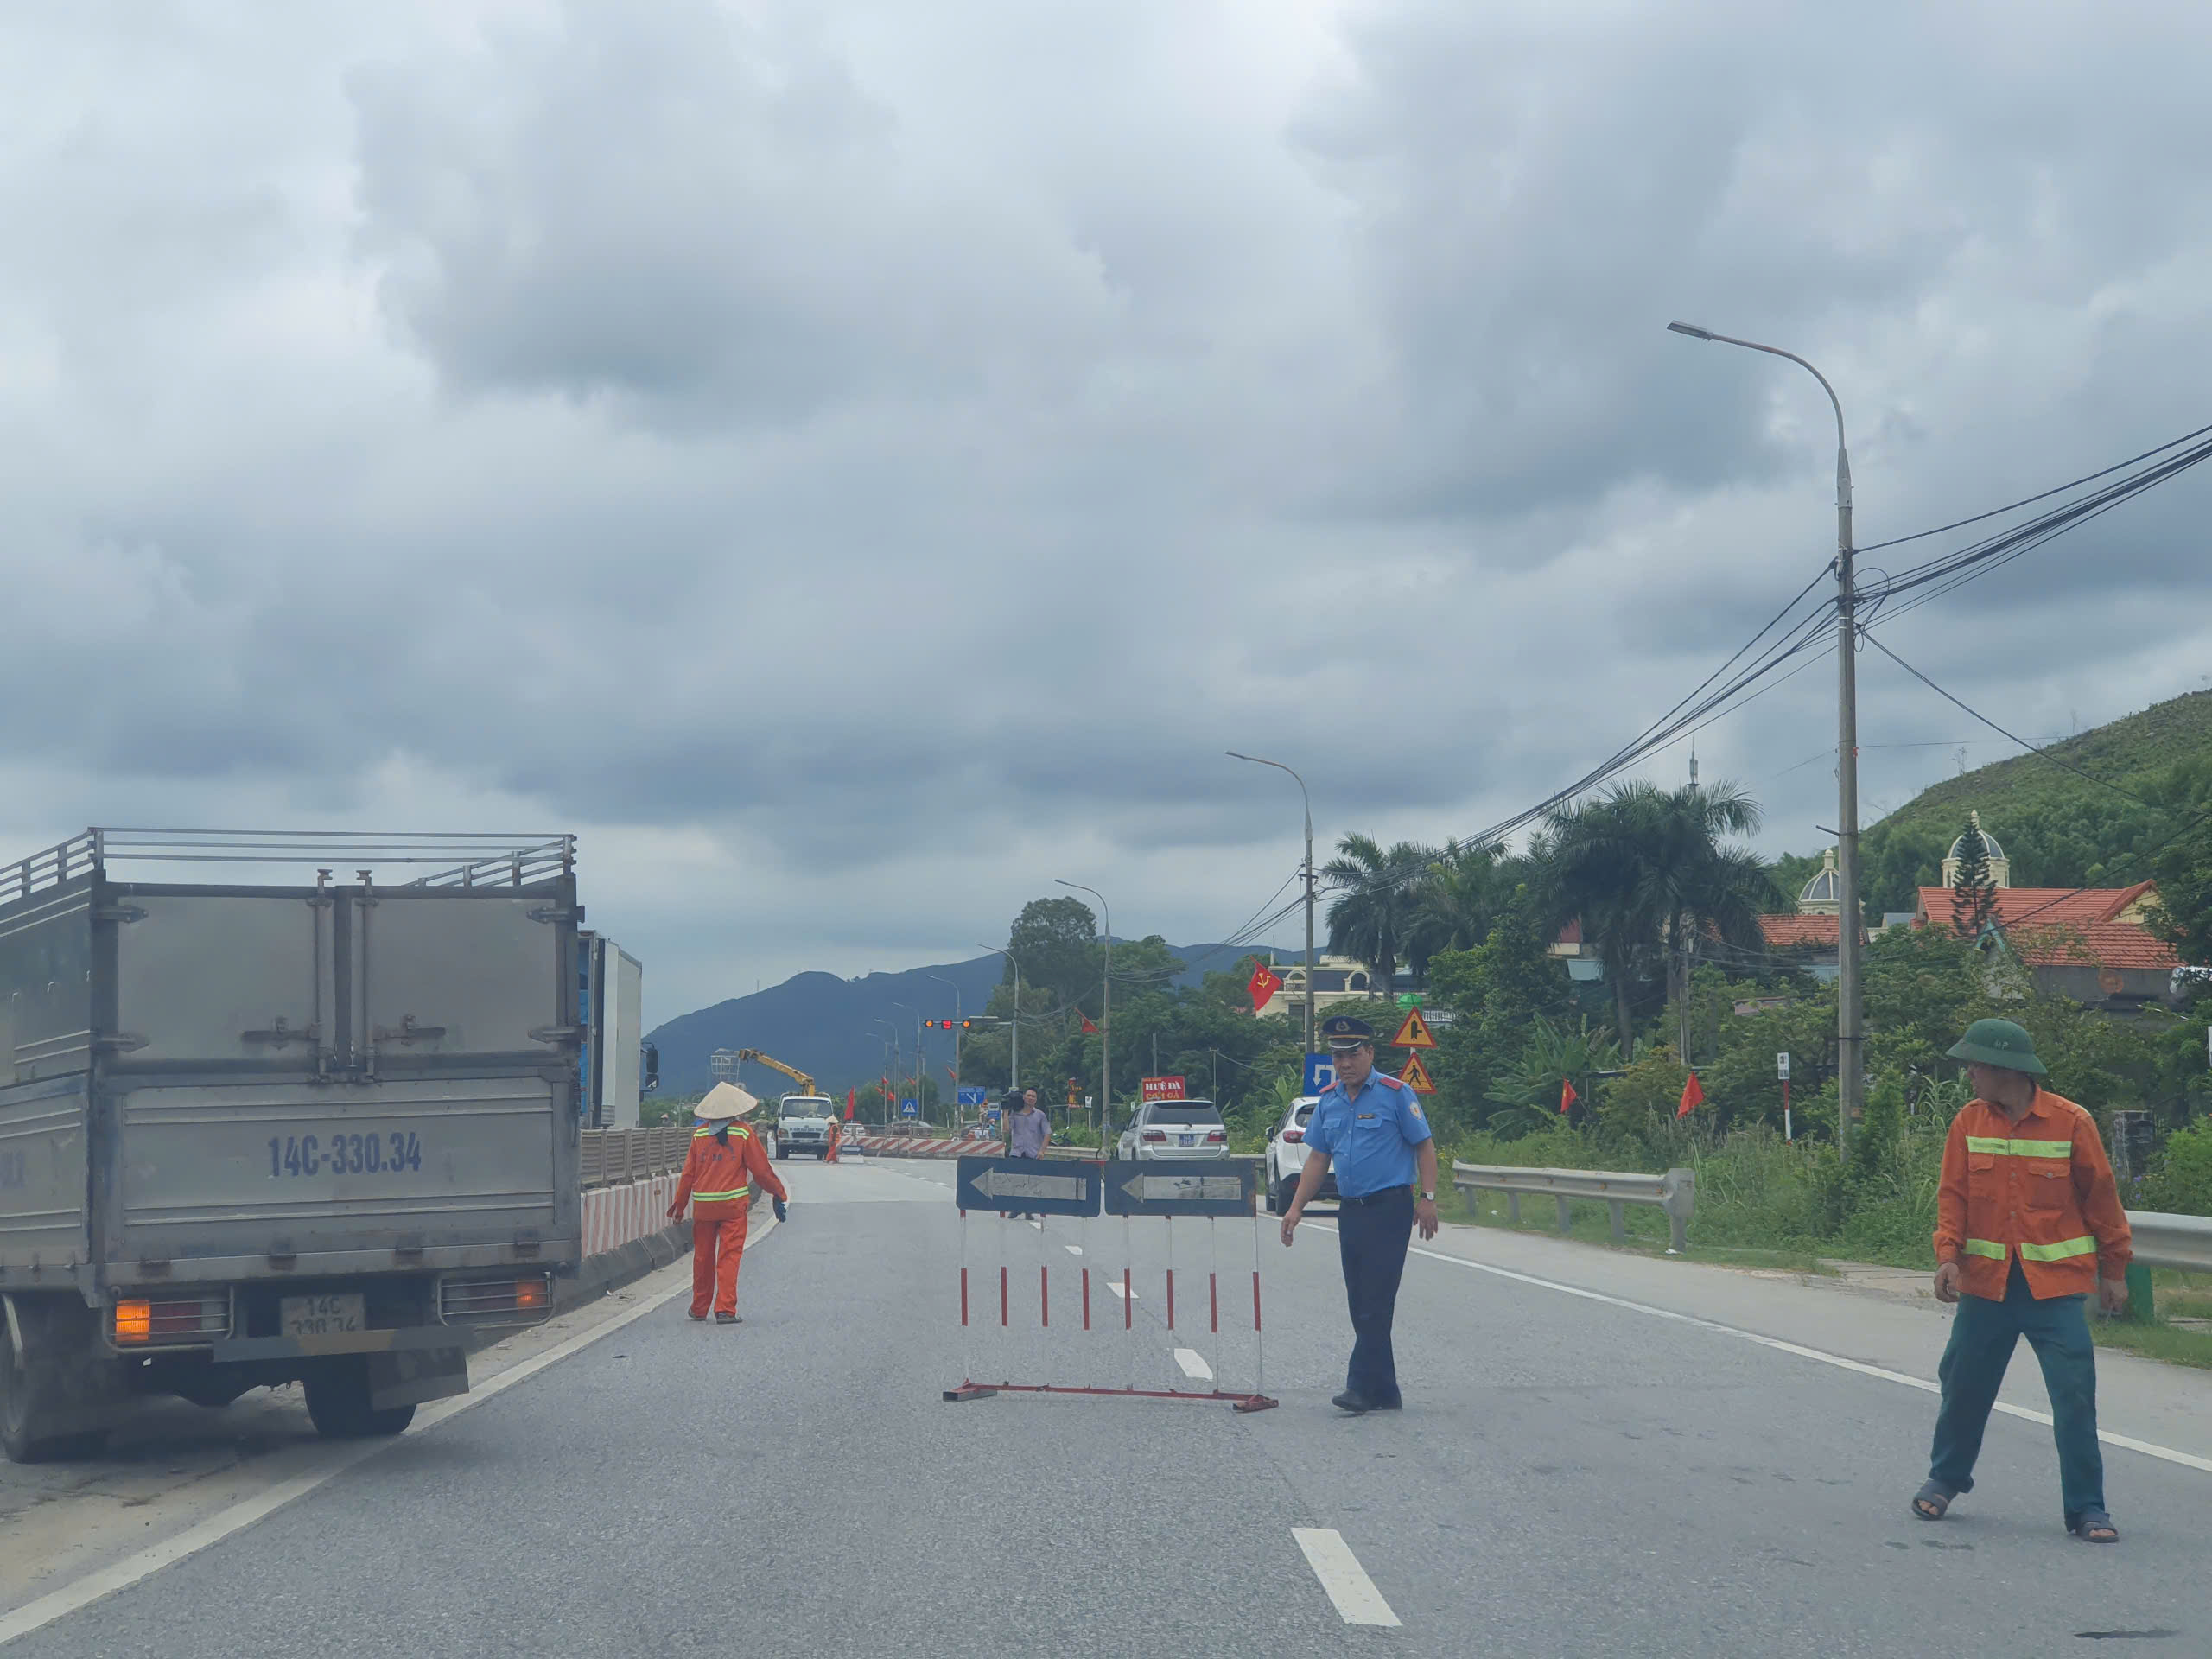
xmin=647 ymin=940 xmax=1269 ymax=1097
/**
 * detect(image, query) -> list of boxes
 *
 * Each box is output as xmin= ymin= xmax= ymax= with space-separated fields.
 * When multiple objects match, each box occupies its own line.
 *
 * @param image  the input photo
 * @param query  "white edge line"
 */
xmin=0 ymin=1210 xmax=781 ymax=1648
xmin=1291 ymin=1527 xmax=1401 ymax=1627
xmin=1173 ymin=1347 xmax=1214 ymax=1381
xmin=1311 ymin=1224 xmax=2212 ymax=1479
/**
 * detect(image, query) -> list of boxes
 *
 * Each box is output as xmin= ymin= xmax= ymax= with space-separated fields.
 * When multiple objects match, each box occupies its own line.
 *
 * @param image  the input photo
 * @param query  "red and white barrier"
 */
xmin=582 ymin=1173 xmax=681 ymax=1256
xmin=849 ymin=1135 xmax=1002 ymax=1159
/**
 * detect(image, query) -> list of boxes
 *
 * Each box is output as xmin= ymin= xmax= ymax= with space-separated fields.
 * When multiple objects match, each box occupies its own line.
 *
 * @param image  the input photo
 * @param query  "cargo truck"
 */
xmin=0 ymin=830 xmax=584 ymax=1460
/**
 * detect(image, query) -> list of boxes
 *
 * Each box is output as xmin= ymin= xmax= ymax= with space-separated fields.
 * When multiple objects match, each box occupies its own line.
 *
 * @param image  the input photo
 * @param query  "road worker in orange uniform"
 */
xmin=668 ymin=1105 xmax=788 ymax=1324
xmin=1914 ymin=1020 xmax=2132 ymax=1543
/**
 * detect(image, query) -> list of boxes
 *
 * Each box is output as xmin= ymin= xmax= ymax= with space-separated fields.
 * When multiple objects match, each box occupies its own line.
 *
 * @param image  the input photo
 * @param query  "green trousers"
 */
xmin=1928 ymin=1260 xmax=2104 ymax=1522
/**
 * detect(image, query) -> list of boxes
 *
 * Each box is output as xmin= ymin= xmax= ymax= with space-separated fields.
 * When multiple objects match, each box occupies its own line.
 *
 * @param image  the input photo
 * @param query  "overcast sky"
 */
xmin=7 ymin=0 xmax=2211 ymax=1027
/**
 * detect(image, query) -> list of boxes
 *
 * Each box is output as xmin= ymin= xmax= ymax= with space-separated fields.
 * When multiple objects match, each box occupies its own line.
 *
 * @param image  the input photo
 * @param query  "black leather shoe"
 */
xmin=1331 ymin=1390 xmax=1375 ymax=1414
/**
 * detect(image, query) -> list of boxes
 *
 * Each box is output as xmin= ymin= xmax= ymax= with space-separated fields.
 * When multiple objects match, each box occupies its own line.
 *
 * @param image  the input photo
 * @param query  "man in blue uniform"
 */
xmin=1280 ymin=1014 xmax=1440 ymax=1413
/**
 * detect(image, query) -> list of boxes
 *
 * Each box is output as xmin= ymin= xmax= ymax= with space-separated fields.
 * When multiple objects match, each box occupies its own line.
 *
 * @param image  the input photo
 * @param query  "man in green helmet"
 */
xmin=1912 ymin=1019 xmax=2133 ymax=1543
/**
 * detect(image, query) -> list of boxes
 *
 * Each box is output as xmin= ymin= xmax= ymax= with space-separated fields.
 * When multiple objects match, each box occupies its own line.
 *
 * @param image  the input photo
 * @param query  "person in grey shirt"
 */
xmin=1007 ymin=1088 xmax=1051 ymax=1159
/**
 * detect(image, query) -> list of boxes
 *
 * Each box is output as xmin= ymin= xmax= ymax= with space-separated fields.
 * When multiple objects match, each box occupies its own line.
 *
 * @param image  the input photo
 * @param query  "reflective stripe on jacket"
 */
xmin=673 ymin=1122 xmax=789 ymax=1222
xmin=1934 ymin=1089 xmax=2131 ymax=1300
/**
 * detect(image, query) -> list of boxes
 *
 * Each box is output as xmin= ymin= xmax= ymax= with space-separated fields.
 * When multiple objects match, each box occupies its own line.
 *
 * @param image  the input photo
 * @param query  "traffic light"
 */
xmin=925 ymin=1019 xmax=976 ymax=1030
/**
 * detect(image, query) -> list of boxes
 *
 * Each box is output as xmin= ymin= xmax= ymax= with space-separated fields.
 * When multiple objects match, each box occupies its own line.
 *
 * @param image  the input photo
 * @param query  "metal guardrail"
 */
xmin=1452 ymin=1161 xmax=1697 ymax=1253
xmin=2126 ymin=1210 xmax=2212 ymax=1273
xmin=580 ymin=1126 xmax=694 ymax=1188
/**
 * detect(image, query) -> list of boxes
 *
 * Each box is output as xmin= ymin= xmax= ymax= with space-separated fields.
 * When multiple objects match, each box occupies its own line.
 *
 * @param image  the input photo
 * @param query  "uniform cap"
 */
xmin=1945 ymin=1018 xmax=2047 ymax=1077
xmin=1320 ymin=1014 xmax=1375 ymax=1050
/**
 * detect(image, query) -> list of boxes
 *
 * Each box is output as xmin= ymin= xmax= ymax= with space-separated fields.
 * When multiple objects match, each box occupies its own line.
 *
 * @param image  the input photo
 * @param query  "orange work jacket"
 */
xmin=673 ymin=1122 xmax=787 ymax=1223
xmin=1933 ymin=1088 xmax=2132 ymax=1300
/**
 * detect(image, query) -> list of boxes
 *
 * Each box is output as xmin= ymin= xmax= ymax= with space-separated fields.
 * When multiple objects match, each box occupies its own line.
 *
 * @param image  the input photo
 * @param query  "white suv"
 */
xmin=1116 ymin=1099 xmax=1229 ymax=1161
xmin=1264 ymin=1096 xmax=1337 ymax=1214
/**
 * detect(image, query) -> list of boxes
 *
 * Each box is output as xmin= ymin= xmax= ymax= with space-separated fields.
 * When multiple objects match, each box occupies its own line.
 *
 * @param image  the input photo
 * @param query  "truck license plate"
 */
xmin=282 ymin=1293 xmax=365 ymax=1338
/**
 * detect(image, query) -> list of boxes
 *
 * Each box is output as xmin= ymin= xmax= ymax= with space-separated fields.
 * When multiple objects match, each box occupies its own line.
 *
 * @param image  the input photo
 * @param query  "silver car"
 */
xmin=1264 ymin=1096 xmax=1338 ymax=1214
xmin=1116 ymin=1099 xmax=1230 ymax=1161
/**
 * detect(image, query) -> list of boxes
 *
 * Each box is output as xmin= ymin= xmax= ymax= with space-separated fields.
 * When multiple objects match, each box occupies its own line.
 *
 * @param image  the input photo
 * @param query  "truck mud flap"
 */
xmin=366 ymin=1346 xmax=467 ymax=1412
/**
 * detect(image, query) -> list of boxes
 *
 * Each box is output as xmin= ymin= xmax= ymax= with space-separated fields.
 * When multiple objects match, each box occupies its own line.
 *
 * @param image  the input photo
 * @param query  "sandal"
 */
xmin=1911 ymin=1481 xmax=1956 ymax=1521
xmin=2069 ymin=1508 xmax=2118 ymax=1543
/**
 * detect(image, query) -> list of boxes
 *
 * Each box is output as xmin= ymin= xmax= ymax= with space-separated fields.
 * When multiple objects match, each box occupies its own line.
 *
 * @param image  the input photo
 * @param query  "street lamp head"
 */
xmin=1667 ymin=321 xmax=1714 ymax=340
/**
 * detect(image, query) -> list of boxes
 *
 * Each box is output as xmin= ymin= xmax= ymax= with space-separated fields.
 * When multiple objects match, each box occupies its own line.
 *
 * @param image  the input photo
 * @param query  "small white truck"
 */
xmin=772 ymin=1096 xmax=837 ymax=1159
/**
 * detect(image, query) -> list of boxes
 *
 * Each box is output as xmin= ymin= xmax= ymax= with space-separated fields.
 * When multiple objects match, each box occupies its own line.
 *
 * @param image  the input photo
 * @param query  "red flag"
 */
xmin=1559 ymin=1077 xmax=1578 ymax=1116
xmin=1677 ymin=1071 xmax=1705 ymax=1118
xmin=845 ymin=1088 xmax=856 ymax=1122
xmin=1080 ymin=1012 xmax=1097 ymax=1033
xmin=1247 ymin=960 xmax=1284 ymax=1012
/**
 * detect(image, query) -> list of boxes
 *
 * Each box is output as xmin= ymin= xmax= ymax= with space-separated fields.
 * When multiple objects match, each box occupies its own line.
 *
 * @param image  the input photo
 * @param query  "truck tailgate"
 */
xmin=109 ymin=1077 xmax=563 ymax=1278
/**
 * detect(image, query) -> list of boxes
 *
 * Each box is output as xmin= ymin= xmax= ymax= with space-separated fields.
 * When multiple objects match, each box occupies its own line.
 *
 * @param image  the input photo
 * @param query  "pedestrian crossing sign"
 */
xmin=1397 ymin=1053 xmax=1437 ymax=1095
xmin=1389 ymin=1007 xmax=1437 ymax=1050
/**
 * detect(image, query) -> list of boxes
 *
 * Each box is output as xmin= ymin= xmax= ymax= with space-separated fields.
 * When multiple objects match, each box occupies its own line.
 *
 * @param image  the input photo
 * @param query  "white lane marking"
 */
xmin=1292 ymin=1528 xmax=1401 ymax=1627
xmin=1107 ymin=1281 xmax=1137 ymax=1300
xmin=0 ymin=1211 xmax=781 ymax=1648
xmin=1173 ymin=1348 xmax=1213 ymax=1381
xmin=1064 ymin=1244 xmax=1084 ymax=1256
xmin=1314 ymin=1224 xmax=2212 ymax=1479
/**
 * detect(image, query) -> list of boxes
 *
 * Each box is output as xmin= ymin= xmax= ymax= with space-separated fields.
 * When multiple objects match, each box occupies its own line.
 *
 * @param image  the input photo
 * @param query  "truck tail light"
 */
xmin=113 ymin=1295 xmax=230 ymax=1345
xmin=440 ymin=1275 xmax=555 ymax=1324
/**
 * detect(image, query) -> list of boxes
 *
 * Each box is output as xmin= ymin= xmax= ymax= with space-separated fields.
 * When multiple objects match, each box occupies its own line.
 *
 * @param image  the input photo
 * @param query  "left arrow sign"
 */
xmin=971 ymin=1168 xmax=1089 ymax=1204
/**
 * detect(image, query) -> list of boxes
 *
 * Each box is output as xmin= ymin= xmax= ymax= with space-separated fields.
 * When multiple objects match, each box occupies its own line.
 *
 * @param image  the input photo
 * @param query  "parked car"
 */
xmin=1116 ymin=1099 xmax=1230 ymax=1161
xmin=1264 ymin=1096 xmax=1338 ymax=1215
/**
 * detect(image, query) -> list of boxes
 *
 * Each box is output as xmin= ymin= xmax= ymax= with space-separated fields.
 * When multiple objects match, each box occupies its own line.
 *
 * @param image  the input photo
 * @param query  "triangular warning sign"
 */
xmin=1390 ymin=1006 xmax=1437 ymax=1050
xmin=1397 ymin=1052 xmax=1438 ymax=1095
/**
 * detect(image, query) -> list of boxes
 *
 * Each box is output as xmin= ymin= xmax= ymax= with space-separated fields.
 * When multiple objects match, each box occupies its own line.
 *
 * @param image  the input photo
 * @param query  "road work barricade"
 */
xmin=943 ymin=1156 xmax=1278 ymax=1414
xmin=1452 ymin=1162 xmax=1696 ymax=1253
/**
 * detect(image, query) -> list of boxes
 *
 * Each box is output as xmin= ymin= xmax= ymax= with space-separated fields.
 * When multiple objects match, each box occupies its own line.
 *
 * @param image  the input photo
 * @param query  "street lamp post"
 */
xmin=1055 ymin=880 xmax=1111 ymax=1148
xmin=972 ymin=944 xmax=1023 ymax=1097
xmin=1227 ymin=751 xmax=1317 ymax=1058
xmin=1668 ymin=320 xmax=1861 ymax=1153
xmin=893 ymin=1001 xmax=923 ymax=1122
xmin=869 ymin=1020 xmax=899 ymax=1127
xmin=925 ymin=972 xmax=963 ymax=1125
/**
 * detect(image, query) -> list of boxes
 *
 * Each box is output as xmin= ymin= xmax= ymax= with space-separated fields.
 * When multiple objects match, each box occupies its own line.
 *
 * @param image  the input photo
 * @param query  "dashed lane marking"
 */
xmin=1292 ymin=1528 xmax=1401 ymax=1627
xmin=1064 ymin=1245 xmax=1083 ymax=1255
xmin=1173 ymin=1348 xmax=1213 ymax=1381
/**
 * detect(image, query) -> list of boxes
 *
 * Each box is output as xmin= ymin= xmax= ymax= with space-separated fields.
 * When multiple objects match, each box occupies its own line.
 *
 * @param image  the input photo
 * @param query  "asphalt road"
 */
xmin=3 ymin=1154 xmax=2207 ymax=1656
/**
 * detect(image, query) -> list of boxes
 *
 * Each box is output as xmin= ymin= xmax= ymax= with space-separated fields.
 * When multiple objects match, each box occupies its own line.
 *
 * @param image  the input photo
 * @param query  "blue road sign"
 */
xmin=957 ymin=1086 xmax=989 ymax=1108
xmin=1301 ymin=1052 xmax=1335 ymax=1096
xmin=1100 ymin=1158 xmax=1257 ymax=1218
xmin=955 ymin=1156 xmax=1102 ymax=1217
xmin=900 ymin=1098 xmax=918 ymax=1116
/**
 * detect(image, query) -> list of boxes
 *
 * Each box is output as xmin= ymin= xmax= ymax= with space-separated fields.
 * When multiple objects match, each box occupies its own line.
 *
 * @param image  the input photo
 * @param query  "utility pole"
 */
xmin=1226 ymin=753 xmax=1317 ymax=1059
xmin=925 ymin=972 xmax=962 ymax=1125
xmin=1669 ymin=321 xmax=1861 ymax=1151
xmin=1055 ymin=880 xmax=1111 ymax=1147
xmin=974 ymin=944 xmax=1021 ymax=1096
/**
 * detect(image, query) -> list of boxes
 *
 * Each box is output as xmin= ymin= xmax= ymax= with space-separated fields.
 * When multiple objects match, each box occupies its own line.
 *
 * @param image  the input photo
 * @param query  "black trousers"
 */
xmin=1337 ymin=1187 xmax=1414 ymax=1404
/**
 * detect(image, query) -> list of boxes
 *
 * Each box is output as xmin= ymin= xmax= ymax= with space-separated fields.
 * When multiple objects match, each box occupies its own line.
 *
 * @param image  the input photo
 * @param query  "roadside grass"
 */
xmin=2092 ymin=1319 xmax=2212 ymax=1369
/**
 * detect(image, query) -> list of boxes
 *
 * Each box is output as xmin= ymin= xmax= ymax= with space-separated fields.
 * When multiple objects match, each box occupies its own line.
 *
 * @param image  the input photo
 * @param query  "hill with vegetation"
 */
xmin=1780 ymin=685 xmax=2212 ymax=917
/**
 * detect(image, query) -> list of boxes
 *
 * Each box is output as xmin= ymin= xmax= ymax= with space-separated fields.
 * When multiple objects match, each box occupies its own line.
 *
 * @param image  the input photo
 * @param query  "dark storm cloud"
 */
xmin=4 ymin=0 xmax=2212 ymax=1014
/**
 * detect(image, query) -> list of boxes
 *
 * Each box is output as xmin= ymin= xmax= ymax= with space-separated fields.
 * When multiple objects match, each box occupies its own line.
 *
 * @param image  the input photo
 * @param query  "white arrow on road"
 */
xmin=1117 ymin=1171 xmax=1244 ymax=1204
xmin=969 ymin=1167 xmax=1090 ymax=1203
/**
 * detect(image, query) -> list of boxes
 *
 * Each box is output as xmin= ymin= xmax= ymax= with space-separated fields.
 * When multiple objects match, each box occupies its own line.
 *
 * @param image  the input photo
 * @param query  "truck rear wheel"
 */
xmin=305 ymin=1359 xmax=416 ymax=1440
xmin=0 ymin=1319 xmax=105 ymax=1463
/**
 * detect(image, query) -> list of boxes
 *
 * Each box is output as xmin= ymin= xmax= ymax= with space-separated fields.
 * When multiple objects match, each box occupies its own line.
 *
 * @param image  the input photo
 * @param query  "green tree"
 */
xmin=1484 ymin=1015 xmax=1621 ymax=1135
xmin=1425 ymin=889 xmax=1576 ymax=1137
xmin=1005 ymin=896 xmax=1105 ymax=1010
xmin=1948 ymin=813 xmax=1998 ymax=938
xmin=1408 ymin=839 xmax=1510 ymax=962
xmin=1323 ymin=835 xmax=1437 ymax=988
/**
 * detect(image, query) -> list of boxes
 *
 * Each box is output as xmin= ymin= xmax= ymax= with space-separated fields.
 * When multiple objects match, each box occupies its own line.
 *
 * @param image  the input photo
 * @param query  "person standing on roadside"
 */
xmin=1000 ymin=1087 xmax=1052 ymax=1219
xmin=1280 ymin=1015 xmax=1440 ymax=1414
xmin=1913 ymin=1019 xmax=2132 ymax=1542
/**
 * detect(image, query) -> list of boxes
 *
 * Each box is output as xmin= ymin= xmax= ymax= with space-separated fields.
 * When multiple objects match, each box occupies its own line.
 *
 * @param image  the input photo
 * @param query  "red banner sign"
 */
xmin=1141 ymin=1076 xmax=1187 ymax=1102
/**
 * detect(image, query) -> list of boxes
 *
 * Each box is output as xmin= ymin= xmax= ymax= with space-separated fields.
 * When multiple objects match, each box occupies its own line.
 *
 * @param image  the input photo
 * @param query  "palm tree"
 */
xmin=1322 ymin=835 xmax=1436 ymax=991
xmin=1535 ymin=781 xmax=1769 ymax=1052
xmin=1408 ymin=839 xmax=1509 ymax=962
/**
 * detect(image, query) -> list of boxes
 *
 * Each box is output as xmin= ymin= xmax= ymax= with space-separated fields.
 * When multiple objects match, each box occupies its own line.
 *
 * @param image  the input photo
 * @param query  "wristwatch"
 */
xmin=1418 ymin=1190 xmax=1436 ymax=1203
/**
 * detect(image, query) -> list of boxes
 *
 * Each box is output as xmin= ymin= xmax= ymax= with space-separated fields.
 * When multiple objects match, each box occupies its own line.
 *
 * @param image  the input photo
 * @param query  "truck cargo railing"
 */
xmin=580 ymin=1126 xmax=697 ymax=1188
xmin=2 ymin=829 xmax=575 ymax=905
